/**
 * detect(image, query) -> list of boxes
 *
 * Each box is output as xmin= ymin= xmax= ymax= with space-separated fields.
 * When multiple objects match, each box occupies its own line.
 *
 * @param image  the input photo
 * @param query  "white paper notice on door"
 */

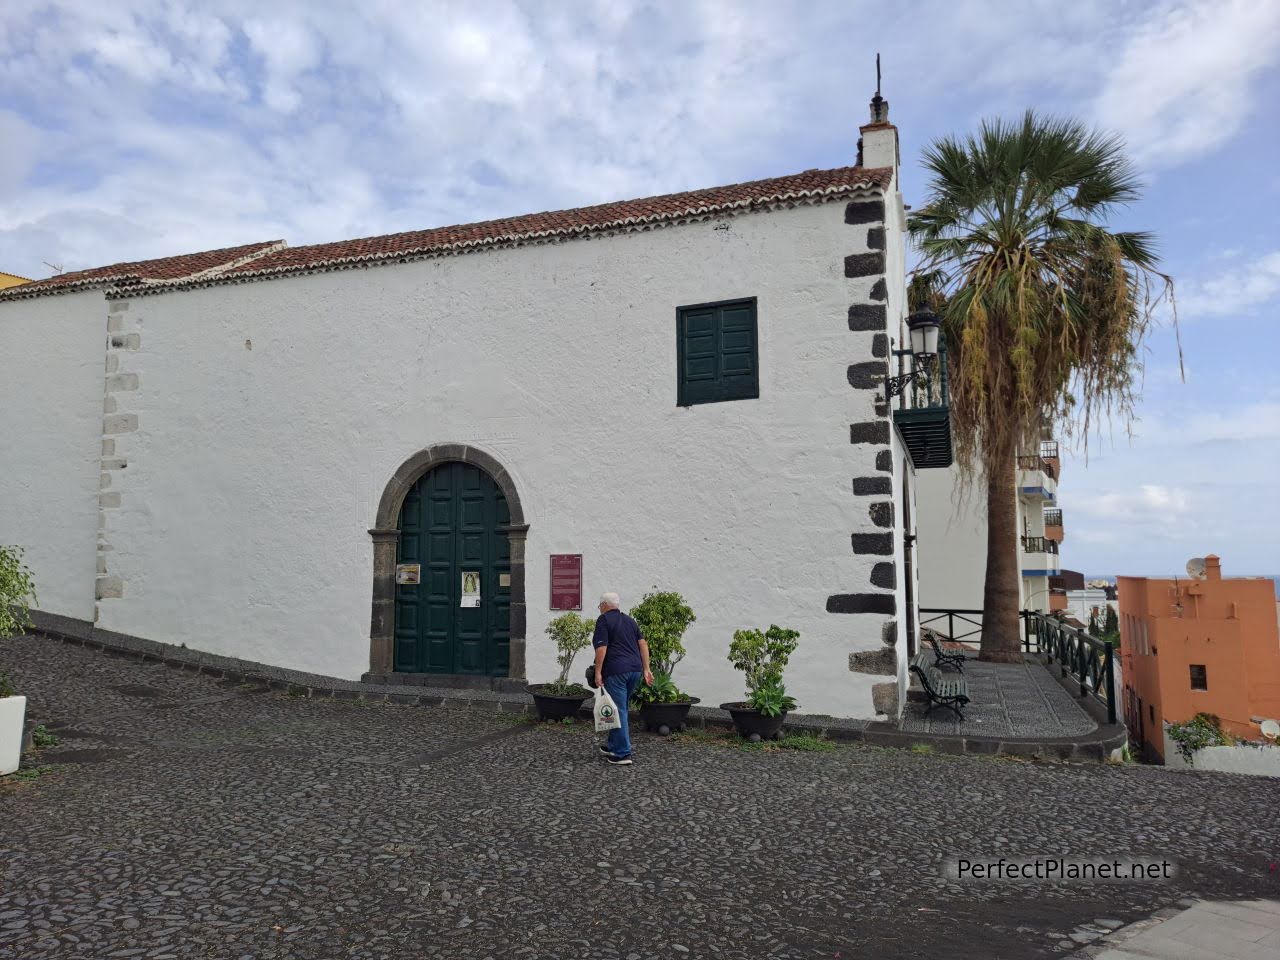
xmin=461 ymin=571 xmax=481 ymax=607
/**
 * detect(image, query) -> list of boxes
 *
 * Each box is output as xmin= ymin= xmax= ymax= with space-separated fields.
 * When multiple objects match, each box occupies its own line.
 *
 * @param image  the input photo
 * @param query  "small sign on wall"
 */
xmin=395 ymin=564 xmax=421 ymax=585
xmin=461 ymin=571 xmax=481 ymax=607
xmin=550 ymin=554 xmax=583 ymax=610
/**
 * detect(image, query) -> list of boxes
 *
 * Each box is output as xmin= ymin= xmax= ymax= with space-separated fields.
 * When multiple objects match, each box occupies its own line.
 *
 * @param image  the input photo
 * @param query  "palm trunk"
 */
xmin=980 ymin=459 xmax=1023 ymax=662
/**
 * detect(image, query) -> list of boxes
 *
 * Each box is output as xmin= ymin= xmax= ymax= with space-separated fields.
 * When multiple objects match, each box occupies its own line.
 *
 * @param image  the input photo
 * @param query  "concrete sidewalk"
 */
xmin=1088 ymin=900 xmax=1280 ymax=959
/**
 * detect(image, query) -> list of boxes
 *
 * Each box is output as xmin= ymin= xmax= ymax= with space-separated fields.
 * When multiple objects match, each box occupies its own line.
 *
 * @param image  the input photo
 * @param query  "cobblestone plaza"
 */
xmin=2 ymin=634 xmax=1277 ymax=959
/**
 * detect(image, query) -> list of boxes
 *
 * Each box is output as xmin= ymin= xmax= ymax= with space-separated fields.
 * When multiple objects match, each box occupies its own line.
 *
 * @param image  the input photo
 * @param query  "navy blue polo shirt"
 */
xmin=593 ymin=609 xmax=644 ymax=677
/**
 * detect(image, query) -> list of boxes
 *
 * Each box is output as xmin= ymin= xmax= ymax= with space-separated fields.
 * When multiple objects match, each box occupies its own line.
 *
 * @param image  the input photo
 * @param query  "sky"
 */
xmin=1 ymin=0 xmax=1277 ymax=577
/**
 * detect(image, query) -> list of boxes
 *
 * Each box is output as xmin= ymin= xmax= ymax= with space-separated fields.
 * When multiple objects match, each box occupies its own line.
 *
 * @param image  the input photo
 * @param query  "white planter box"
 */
xmin=1 ymin=695 xmax=26 ymax=775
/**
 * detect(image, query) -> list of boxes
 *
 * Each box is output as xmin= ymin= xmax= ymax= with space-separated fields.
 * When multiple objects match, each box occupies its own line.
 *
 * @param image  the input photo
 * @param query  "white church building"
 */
xmin=1 ymin=102 xmax=940 ymax=720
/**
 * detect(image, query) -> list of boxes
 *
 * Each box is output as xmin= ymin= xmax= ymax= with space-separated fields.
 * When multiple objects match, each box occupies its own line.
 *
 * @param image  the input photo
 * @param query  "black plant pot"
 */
xmin=721 ymin=702 xmax=787 ymax=740
xmin=639 ymin=698 xmax=700 ymax=735
xmin=528 ymin=685 xmax=590 ymax=722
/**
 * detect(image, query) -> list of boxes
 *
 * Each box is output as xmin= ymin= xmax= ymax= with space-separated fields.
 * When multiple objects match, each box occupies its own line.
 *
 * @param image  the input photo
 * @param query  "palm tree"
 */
xmin=909 ymin=112 xmax=1175 ymax=662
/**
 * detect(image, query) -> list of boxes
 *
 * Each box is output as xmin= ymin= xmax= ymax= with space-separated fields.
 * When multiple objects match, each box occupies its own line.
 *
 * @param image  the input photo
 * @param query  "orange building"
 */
xmin=1118 ymin=556 xmax=1280 ymax=762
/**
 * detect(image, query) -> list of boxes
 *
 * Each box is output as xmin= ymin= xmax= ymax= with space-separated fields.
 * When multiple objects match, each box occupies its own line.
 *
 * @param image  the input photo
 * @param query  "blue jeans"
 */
xmin=603 ymin=671 xmax=642 ymax=758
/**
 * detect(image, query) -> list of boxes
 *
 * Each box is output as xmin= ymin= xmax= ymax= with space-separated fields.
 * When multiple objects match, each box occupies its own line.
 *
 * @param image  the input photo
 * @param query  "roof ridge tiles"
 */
xmin=3 ymin=164 xmax=891 ymax=302
xmin=0 ymin=239 xmax=285 ymax=302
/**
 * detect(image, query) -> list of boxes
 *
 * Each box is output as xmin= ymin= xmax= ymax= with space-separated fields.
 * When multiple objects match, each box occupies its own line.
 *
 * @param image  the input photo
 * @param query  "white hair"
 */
xmin=599 ymin=592 xmax=621 ymax=608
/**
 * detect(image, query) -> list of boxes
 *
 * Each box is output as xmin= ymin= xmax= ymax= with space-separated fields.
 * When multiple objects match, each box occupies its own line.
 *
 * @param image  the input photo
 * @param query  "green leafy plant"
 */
xmin=728 ymin=624 xmax=800 ymax=713
xmin=632 ymin=669 xmax=690 ymax=708
xmin=541 ymin=612 xmax=593 ymax=696
xmin=630 ymin=590 xmax=696 ymax=674
xmin=30 ymin=725 xmax=59 ymax=749
xmin=0 ymin=674 xmax=14 ymax=699
xmin=748 ymin=679 xmax=796 ymax=718
xmin=0 ymin=545 xmax=37 ymax=641
xmin=1166 ymin=712 xmax=1230 ymax=765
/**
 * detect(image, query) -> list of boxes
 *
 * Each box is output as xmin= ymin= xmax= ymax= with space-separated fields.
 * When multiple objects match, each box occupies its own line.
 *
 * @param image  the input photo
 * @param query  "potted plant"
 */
xmin=722 ymin=624 xmax=799 ymax=741
xmin=630 ymin=590 xmax=699 ymax=734
xmin=1 ymin=545 xmax=37 ymax=776
xmin=527 ymin=612 xmax=594 ymax=721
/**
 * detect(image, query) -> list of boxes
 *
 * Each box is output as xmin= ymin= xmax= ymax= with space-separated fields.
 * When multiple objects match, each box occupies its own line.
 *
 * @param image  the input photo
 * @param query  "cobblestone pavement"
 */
xmin=2 ymin=634 xmax=1277 ymax=960
xmin=899 ymin=656 xmax=1097 ymax=738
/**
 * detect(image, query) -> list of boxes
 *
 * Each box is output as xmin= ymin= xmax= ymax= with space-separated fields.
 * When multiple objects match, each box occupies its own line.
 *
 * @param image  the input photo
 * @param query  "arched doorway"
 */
xmin=367 ymin=445 xmax=528 ymax=683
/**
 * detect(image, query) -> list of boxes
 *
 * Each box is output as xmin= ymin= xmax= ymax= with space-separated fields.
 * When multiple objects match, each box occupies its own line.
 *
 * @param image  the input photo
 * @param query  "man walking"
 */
xmin=592 ymin=592 xmax=653 ymax=765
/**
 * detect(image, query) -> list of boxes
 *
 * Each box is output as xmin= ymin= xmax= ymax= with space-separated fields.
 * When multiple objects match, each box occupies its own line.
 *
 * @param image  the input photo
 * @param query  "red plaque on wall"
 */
xmin=550 ymin=554 xmax=583 ymax=610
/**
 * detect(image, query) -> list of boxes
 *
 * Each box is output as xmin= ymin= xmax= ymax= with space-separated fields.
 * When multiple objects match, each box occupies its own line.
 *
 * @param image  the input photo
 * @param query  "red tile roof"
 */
xmin=1 ymin=165 xmax=890 ymax=301
xmin=0 ymin=240 xmax=284 ymax=301
xmin=219 ymin=165 xmax=892 ymax=283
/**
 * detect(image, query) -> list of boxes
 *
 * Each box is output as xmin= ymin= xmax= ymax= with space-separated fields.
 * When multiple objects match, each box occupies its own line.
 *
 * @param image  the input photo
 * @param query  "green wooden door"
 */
xmin=394 ymin=462 xmax=511 ymax=675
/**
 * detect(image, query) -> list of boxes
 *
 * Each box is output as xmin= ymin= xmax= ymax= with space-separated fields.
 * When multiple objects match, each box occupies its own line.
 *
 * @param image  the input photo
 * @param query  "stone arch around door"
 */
xmin=367 ymin=444 xmax=528 ymax=683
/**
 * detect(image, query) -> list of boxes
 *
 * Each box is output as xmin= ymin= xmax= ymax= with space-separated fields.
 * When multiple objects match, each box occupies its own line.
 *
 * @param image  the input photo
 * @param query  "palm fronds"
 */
xmin=908 ymin=110 xmax=1177 ymax=482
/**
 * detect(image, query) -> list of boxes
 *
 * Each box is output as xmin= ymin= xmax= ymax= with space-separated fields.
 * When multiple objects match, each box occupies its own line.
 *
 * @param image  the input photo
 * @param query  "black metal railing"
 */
xmin=1021 ymin=536 xmax=1060 ymax=555
xmin=1017 ymin=451 xmax=1059 ymax=481
xmin=919 ymin=607 xmax=1117 ymax=725
xmin=892 ymin=337 xmax=953 ymax=469
xmin=920 ymin=608 xmax=1043 ymax=653
xmin=1043 ymin=508 xmax=1063 ymax=528
xmin=899 ymin=337 xmax=950 ymax=411
xmin=1038 ymin=615 xmax=1117 ymax=724
xmin=1040 ymin=440 xmax=1059 ymax=461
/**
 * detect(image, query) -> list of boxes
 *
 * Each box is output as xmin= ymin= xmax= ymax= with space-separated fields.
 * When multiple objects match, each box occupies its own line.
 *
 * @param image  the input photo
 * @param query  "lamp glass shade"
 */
xmin=907 ymin=310 xmax=941 ymax=358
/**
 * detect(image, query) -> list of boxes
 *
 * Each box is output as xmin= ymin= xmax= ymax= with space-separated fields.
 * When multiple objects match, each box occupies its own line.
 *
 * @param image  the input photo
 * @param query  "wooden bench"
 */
xmin=910 ymin=652 xmax=970 ymax=720
xmin=924 ymin=629 xmax=967 ymax=673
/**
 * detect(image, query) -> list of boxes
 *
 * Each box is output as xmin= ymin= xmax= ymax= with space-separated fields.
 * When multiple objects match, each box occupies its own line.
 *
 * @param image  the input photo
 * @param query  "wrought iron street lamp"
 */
xmin=882 ymin=308 xmax=942 ymax=401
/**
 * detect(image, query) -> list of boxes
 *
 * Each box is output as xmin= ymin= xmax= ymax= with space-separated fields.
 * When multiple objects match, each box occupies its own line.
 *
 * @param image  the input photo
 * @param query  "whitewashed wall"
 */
xmin=0 ymin=291 xmax=104 ymax=621
xmin=916 ymin=464 xmax=1051 ymax=616
xmin=915 ymin=464 xmax=989 ymax=613
xmin=96 ymin=198 xmax=903 ymax=717
xmin=1163 ymin=730 xmax=1280 ymax=777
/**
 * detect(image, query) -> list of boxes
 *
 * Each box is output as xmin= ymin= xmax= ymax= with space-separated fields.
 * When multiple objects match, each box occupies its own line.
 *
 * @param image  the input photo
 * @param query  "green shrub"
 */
xmin=542 ymin=612 xmax=594 ymax=696
xmin=630 ymin=590 xmax=696 ymax=673
xmin=632 ymin=669 xmax=690 ymax=708
xmin=0 ymin=545 xmax=37 ymax=640
xmin=728 ymin=624 xmax=800 ymax=714
xmin=1166 ymin=712 xmax=1230 ymax=765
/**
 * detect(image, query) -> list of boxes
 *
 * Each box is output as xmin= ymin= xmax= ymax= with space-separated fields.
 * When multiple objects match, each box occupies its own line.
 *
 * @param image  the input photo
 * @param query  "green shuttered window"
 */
xmin=676 ymin=297 xmax=759 ymax=406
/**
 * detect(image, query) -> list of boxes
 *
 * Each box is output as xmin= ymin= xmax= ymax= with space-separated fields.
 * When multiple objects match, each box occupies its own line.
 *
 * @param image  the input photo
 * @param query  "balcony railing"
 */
xmin=1043 ymin=508 xmax=1063 ymax=527
xmin=1021 ymin=536 xmax=1060 ymax=555
xmin=1040 ymin=440 xmax=1059 ymax=461
xmin=919 ymin=607 xmax=1117 ymax=725
xmin=892 ymin=337 xmax=952 ymax=469
xmin=1016 ymin=454 xmax=1059 ymax=481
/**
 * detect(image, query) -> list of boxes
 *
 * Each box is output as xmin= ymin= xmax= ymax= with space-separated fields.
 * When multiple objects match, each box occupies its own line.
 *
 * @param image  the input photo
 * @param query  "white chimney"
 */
xmin=860 ymin=93 xmax=899 ymax=173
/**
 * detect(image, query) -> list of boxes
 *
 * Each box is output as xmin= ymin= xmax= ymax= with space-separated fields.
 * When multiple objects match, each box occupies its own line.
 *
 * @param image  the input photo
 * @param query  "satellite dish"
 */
xmin=1185 ymin=557 xmax=1207 ymax=579
xmin=1261 ymin=719 xmax=1280 ymax=741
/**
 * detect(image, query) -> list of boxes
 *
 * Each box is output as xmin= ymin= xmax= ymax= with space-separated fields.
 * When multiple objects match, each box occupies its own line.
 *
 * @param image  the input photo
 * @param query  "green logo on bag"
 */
xmin=601 ymin=705 xmax=614 ymax=718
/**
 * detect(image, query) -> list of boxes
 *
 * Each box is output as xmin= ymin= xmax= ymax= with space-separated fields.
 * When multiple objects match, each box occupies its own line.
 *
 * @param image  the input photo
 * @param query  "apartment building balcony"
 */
xmin=1043 ymin=507 xmax=1064 ymax=543
xmin=1049 ymin=587 xmax=1068 ymax=612
xmin=1017 ymin=453 xmax=1058 ymax=501
xmin=1040 ymin=439 xmax=1060 ymax=477
xmin=892 ymin=337 xmax=953 ymax=469
xmin=1021 ymin=535 xmax=1061 ymax=577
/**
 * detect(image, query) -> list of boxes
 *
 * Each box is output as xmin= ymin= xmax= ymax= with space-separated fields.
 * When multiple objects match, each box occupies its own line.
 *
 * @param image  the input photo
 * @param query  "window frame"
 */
xmin=675 ymin=296 xmax=760 ymax=407
xmin=1189 ymin=664 xmax=1208 ymax=691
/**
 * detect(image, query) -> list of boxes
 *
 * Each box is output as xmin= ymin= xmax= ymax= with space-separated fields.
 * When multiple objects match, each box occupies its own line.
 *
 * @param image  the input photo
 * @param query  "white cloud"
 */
xmin=1082 ymin=484 xmax=1191 ymax=521
xmin=1178 ymin=251 xmax=1280 ymax=318
xmin=1133 ymin=402 xmax=1280 ymax=446
xmin=1093 ymin=0 xmax=1280 ymax=168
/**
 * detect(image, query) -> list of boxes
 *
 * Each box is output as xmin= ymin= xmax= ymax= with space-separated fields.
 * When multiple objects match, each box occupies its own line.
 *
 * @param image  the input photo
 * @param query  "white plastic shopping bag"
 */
xmin=594 ymin=684 xmax=621 ymax=732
